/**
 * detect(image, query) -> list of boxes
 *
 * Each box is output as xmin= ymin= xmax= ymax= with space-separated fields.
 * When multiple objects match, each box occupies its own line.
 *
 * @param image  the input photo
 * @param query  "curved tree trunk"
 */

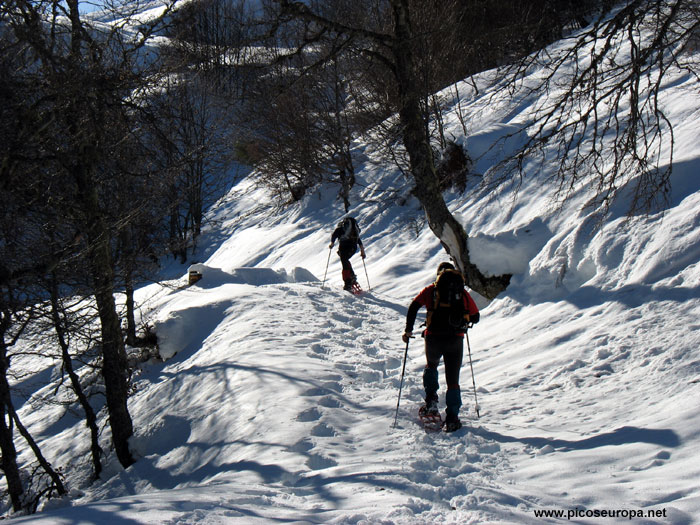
xmin=49 ymin=278 xmax=104 ymax=479
xmin=389 ymin=0 xmax=510 ymax=299
xmin=7 ymin=404 xmax=66 ymax=497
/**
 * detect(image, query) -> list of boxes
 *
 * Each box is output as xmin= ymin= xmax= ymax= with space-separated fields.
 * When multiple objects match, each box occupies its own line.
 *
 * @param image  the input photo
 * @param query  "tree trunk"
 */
xmin=49 ymin=279 xmax=103 ymax=479
xmin=389 ymin=0 xmax=510 ymax=299
xmin=88 ymin=228 xmax=135 ymax=469
xmin=7 ymin=404 xmax=66 ymax=497
xmin=0 ymin=403 xmax=23 ymax=512
xmin=2 ymin=298 xmax=66 ymax=502
xmin=124 ymin=274 xmax=137 ymax=348
xmin=74 ymin=168 xmax=135 ymax=469
xmin=0 ymin=314 xmax=24 ymax=511
xmin=120 ymin=227 xmax=138 ymax=348
xmin=62 ymin=0 xmax=134 ymax=469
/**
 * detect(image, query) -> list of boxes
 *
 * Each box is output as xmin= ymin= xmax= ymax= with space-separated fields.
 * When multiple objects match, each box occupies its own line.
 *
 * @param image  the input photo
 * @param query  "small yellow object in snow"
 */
xmin=188 ymin=268 xmax=203 ymax=285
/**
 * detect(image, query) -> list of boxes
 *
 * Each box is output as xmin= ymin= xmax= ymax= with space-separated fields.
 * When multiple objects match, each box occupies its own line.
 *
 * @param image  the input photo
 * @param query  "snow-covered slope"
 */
xmin=8 ymin=25 xmax=700 ymax=525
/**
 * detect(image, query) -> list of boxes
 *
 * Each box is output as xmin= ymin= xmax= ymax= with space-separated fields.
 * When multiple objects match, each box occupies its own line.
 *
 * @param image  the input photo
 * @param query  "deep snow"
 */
xmin=6 ymin=13 xmax=700 ymax=525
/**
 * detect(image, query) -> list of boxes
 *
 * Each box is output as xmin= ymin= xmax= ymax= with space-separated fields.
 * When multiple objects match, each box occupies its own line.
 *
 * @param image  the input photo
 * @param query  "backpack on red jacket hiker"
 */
xmin=425 ymin=269 xmax=470 ymax=334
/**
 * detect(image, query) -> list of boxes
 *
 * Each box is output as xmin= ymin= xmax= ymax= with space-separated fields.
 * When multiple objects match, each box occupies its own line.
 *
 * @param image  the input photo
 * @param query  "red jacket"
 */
xmin=405 ymin=283 xmax=479 ymax=337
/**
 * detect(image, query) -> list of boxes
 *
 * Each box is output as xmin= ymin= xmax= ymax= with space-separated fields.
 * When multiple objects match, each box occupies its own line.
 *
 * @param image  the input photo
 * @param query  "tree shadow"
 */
xmin=469 ymin=425 xmax=680 ymax=451
xmin=149 ymin=361 xmax=385 ymax=417
xmin=565 ymin=283 xmax=700 ymax=310
xmin=504 ymin=279 xmax=700 ymax=310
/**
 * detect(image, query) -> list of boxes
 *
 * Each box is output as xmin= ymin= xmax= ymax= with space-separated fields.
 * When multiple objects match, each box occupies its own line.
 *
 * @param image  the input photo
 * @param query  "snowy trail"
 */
xmin=13 ymin=268 xmax=698 ymax=523
xmin=243 ymin=283 xmax=526 ymax=524
xmin=122 ymin=279 xmax=528 ymax=523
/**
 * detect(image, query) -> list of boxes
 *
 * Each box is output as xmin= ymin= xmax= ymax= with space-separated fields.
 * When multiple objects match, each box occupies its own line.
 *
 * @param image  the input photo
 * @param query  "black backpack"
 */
xmin=426 ymin=269 xmax=468 ymax=333
xmin=338 ymin=217 xmax=360 ymax=241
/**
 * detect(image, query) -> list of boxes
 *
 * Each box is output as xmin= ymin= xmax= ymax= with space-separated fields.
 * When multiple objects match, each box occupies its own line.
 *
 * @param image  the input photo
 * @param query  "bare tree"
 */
xmin=0 ymin=33 xmax=70 ymax=510
xmin=255 ymin=0 xmax=699 ymax=297
xmin=46 ymin=274 xmax=104 ymax=480
xmin=1 ymin=0 xmax=180 ymax=469
xmin=145 ymin=75 xmax=238 ymax=262
xmin=0 ymin=286 xmax=67 ymax=513
xmin=499 ymin=0 xmax=700 ymax=215
xmin=263 ymin=0 xmax=511 ymax=298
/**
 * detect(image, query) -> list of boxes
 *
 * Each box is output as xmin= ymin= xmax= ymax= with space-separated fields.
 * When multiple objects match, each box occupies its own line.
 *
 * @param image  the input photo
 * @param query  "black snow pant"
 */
xmin=423 ymin=334 xmax=463 ymax=419
xmin=337 ymin=239 xmax=358 ymax=285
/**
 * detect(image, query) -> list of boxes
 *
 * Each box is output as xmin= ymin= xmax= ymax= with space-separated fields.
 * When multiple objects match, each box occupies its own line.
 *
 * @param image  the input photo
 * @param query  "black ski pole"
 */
xmin=465 ymin=328 xmax=480 ymax=418
xmin=361 ymin=256 xmax=371 ymax=291
xmin=321 ymin=246 xmax=332 ymax=289
xmin=393 ymin=337 xmax=411 ymax=428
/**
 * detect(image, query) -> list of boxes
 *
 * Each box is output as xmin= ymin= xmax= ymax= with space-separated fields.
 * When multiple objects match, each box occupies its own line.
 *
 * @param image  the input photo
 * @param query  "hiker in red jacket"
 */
xmin=402 ymin=262 xmax=479 ymax=432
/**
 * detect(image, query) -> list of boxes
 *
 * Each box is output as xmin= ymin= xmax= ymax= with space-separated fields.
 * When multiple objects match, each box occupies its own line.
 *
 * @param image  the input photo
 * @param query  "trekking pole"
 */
xmin=465 ymin=328 xmax=481 ymax=418
xmin=321 ymin=246 xmax=332 ymax=289
xmin=361 ymin=255 xmax=371 ymax=290
xmin=392 ymin=337 xmax=411 ymax=428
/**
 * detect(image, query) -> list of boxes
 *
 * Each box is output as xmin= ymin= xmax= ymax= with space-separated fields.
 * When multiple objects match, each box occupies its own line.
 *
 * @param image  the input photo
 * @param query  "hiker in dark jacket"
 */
xmin=402 ymin=262 xmax=480 ymax=432
xmin=329 ymin=217 xmax=365 ymax=291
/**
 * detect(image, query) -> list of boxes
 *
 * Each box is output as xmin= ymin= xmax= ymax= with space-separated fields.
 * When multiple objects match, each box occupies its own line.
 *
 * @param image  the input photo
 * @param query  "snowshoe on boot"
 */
xmin=419 ymin=395 xmax=439 ymax=415
xmin=443 ymin=415 xmax=462 ymax=433
xmin=349 ymin=280 xmax=363 ymax=295
xmin=418 ymin=396 xmax=441 ymax=432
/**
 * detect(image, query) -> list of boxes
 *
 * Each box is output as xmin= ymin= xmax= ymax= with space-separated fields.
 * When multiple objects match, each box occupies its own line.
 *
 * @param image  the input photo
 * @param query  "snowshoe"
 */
xmin=418 ymin=404 xmax=442 ymax=432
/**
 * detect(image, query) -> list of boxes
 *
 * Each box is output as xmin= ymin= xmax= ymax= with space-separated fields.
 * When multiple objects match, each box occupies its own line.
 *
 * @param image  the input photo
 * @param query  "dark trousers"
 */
xmin=337 ymin=240 xmax=358 ymax=282
xmin=423 ymin=334 xmax=463 ymax=418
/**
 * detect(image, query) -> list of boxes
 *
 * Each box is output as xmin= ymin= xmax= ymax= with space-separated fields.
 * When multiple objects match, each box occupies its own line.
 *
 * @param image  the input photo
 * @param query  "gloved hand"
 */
xmin=360 ymin=247 xmax=366 ymax=259
xmin=329 ymin=242 xmax=334 ymax=249
xmin=402 ymin=331 xmax=412 ymax=343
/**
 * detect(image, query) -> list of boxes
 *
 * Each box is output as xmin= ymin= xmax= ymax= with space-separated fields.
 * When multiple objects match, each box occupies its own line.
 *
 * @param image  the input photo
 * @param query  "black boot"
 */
xmin=444 ymin=414 xmax=462 ymax=432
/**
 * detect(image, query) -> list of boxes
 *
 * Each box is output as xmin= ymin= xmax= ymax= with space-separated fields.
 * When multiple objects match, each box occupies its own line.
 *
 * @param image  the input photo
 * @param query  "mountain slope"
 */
xmin=7 ymin=21 xmax=700 ymax=525
xmin=12 ymin=260 xmax=699 ymax=523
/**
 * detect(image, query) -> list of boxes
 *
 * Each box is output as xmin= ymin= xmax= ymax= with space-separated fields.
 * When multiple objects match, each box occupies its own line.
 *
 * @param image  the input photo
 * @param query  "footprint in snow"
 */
xmin=308 ymin=344 xmax=328 ymax=356
xmin=297 ymin=407 xmax=322 ymax=422
xmin=368 ymin=360 xmax=386 ymax=371
xmin=626 ymin=450 xmax=671 ymax=472
xmin=360 ymin=369 xmax=383 ymax=382
xmin=331 ymin=312 xmax=350 ymax=323
xmin=592 ymin=363 xmax=615 ymax=377
xmin=318 ymin=396 xmax=341 ymax=408
xmin=360 ymin=338 xmax=376 ymax=348
xmin=300 ymin=382 xmax=342 ymax=397
xmin=306 ymin=454 xmax=338 ymax=470
xmin=290 ymin=438 xmax=314 ymax=453
xmin=310 ymin=422 xmax=337 ymax=437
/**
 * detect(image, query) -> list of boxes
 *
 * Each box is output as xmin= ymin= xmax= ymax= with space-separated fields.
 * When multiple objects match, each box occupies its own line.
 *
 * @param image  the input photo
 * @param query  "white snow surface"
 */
xmin=7 ymin=27 xmax=700 ymax=525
